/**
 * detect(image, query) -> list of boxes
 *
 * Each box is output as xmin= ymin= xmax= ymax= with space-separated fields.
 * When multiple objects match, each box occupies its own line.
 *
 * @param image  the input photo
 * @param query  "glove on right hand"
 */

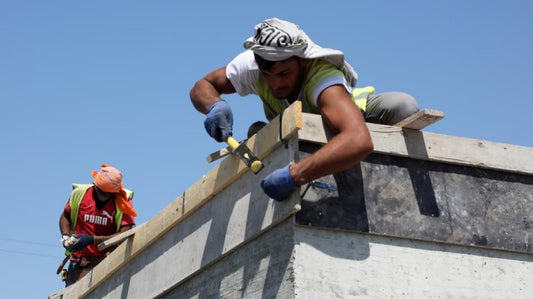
xmin=204 ymin=100 xmax=233 ymax=142
xmin=260 ymin=165 xmax=297 ymax=201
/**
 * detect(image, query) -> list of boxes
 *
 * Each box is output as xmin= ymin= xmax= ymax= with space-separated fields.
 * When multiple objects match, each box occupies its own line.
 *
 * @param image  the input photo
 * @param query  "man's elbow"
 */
xmin=354 ymin=135 xmax=373 ymax=161
xmin=189 ymin=80 xmax=202 ymax=102
xmin=363 ymin=136 xmax=374 ymax=157
xmin=189 ymin=79 xmax=208 ymax=113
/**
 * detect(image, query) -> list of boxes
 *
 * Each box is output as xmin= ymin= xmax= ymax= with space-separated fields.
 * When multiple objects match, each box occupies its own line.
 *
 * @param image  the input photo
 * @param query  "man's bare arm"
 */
xmin=59 ymin=212 xmax=71 ymax=235
xmin=93 ymin=225 xmax=134 ymax=245
xmin=289 ymin=85 xmax=373 ymax=185
xmin=190 ymin=66 xmax=236 ymax=113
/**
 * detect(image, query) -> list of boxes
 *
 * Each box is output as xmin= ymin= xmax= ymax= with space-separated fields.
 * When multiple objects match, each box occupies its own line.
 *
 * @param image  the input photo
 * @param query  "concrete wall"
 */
xmin=160 ymin=219 xmax=296 ymax=299
xmin=293 ymin=226 xmax=533 ymax=299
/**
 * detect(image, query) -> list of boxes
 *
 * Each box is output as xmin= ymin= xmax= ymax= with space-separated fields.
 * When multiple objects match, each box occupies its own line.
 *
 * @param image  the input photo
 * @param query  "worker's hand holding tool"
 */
xmin=204 ymin=100 xmax=233 ymax=142
xmin=61 ymin=234 xmax=95 ymax=252
xmin=261 ymin=164 xmax=297 ymax=201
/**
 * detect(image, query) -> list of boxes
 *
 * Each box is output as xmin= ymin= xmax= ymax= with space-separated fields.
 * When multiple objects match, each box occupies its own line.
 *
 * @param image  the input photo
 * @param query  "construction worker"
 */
xmin=190 ymin=18 xmax=419 ymax=201
xmin=58 ymin=164 xmax=136 ymax=286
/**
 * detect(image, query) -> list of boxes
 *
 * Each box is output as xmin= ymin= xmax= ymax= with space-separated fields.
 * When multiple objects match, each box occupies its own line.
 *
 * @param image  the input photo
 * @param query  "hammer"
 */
xmin=226 ymin=136 xmax=264 ymax=174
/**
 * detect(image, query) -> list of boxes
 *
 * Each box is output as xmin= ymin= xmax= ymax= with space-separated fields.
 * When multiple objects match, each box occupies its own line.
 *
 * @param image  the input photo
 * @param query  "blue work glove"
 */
xmin=69 ymin=234 xmax=95 ymax=252
xmin=204 ymin=100 xmax=233 ymax=142
xmin=261 ymin=165 xmax=297 ymax=201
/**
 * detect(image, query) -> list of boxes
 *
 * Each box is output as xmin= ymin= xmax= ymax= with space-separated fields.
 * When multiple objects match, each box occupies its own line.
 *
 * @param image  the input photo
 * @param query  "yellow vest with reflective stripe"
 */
xmin=257 ymin=59 xmax=374 ymax=119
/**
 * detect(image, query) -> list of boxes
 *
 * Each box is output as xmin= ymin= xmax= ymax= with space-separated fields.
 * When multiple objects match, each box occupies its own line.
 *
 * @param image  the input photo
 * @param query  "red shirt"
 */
xmin=64 ymin=186 xmax=135 ymax=258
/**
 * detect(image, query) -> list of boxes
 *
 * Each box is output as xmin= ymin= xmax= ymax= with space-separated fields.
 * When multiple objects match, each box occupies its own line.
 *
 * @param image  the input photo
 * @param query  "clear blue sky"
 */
xmin=1 ymin=1 xmax=532 ymax=298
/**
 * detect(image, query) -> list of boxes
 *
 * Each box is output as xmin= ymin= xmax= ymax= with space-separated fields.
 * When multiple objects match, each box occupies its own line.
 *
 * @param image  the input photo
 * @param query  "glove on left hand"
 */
xmin=68 ymin=234 xmax=95 ymax=252
xmin=260 ymin=165 xmax=297 ymax=201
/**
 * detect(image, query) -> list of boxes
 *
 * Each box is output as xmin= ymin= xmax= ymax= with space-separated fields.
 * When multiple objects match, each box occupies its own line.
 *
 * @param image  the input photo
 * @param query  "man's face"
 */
xmin=259 ymin=57 xmax=307 ymax=100
xmin=94 ymin=186 xmax=115 ymax=202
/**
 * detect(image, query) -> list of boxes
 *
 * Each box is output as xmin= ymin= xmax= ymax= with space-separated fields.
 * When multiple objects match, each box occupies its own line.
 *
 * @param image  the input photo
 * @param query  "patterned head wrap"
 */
xmin=243 ymin=18 xmax=358 ymax=86
xmin=92 ymin=164 xmax=123 ymax=193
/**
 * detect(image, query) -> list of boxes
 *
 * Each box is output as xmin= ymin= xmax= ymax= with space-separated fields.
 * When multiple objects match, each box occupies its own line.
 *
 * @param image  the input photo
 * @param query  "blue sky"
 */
xmin=1 ymin=1 xmax=532 ymax=298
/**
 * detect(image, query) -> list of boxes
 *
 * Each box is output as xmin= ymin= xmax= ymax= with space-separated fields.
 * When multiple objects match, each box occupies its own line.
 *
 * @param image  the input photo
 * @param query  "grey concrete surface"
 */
xmin=293 ymin=226 xmax=533 ymax=299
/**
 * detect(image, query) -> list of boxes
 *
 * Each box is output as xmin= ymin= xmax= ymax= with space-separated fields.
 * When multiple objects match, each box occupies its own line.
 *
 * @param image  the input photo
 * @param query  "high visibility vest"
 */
xmin=261 ymin=85 xmax=375 ymax=120
xmin=256 ymin=58 xmax=376 ymax=119
xmin=69 ymin=184 xmax=134 ymax=233
xmin=351 ymin=86 xmax=375 ymax=112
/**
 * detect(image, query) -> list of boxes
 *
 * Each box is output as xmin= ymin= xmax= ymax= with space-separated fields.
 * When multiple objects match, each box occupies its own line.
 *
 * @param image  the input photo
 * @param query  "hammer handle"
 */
xmin=226 ymin=136 xmax=240 ymax=150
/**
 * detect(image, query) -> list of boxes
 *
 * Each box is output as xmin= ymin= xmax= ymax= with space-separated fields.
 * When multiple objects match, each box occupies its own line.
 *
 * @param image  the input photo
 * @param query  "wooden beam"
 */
xmin=97 ymin=225 xmax=139 ymax=251
xmin=299 ymin=112 xmax=533 ymax=175
xmin=206 ymin=146 xmax=231 ymax=163
xmin=393 ymin=109 xmax=444 ymax=130
xmin=207 ymin=108 xmax=445 ymax=163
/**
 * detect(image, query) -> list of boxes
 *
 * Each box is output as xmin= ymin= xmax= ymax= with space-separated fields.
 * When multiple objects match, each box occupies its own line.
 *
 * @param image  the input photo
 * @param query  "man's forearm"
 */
xmin=190 ymin=78 xmax=222 ymax=114
xmin=290 ymin=130 xmax=373 ymax=186
xmin=93 ymin=225 xmax=134 ymax=244
xmin=59 ymin=213 xmax=71 ymax=235
xmin=291 ymin=85 xmax=373 ymax=186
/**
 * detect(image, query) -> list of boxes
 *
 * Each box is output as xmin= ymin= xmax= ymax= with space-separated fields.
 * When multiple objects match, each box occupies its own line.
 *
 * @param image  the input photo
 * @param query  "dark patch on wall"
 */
xmin=296 ymin=142 xmax=533 ymax=253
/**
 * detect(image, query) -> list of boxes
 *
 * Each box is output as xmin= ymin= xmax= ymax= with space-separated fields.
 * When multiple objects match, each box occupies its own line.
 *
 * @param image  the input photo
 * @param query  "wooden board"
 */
xmin=207 ymin=108 xmax=444 ymax=163
xmin=97 ymin=225 xmax=139 ymax=251
xmin=299 ymin=113 xmax=533 ymax=175
xmin=206 ymin=147 xmax=230 ymax=163
xmin=393 ymin=109 xmax=444 ymax=130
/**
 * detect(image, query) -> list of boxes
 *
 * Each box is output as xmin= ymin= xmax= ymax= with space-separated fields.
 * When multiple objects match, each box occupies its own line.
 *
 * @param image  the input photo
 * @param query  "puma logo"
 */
xmin=102 ymin=211 xmax=114 ymax=221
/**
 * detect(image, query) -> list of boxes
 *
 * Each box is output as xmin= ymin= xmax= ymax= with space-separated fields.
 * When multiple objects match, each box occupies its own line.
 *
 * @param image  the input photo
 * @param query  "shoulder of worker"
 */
xmin=226 ymin=50 xmax=259 ymax=96
xmin=301 ymin=58 xmax=352 ymax=109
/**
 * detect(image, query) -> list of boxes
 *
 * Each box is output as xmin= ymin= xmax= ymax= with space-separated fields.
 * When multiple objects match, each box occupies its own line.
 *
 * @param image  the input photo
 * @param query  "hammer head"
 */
xmin=232 ymin=142 xmax=264 ymax=174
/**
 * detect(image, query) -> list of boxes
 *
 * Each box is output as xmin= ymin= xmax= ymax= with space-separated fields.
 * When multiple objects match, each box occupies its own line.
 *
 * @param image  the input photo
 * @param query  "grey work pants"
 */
xmin=363 ymin=92 xmax=419 ymax=125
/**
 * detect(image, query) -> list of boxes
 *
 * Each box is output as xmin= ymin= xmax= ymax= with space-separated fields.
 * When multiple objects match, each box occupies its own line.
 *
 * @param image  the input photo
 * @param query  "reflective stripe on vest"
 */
xmin=351 ymin=86 xmax=375 ymax=112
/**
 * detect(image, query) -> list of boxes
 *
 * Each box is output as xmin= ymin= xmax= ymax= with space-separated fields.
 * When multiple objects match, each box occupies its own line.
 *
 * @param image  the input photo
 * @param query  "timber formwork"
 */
xmin=50 ymin=102 xmax=533 ymax=299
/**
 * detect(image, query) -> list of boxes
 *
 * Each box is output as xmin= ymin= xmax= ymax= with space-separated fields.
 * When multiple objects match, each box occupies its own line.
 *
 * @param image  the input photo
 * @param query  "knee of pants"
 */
xmin=378 ymin=92 xmax=419 ymax=124
xmin=393 ymin=93 xmax=419 ymax=121
xmin=367 ymin=92 xmax=419 ymax=125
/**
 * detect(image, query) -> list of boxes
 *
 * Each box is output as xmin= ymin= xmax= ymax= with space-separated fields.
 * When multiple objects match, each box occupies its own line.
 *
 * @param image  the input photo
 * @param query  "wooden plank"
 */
xmin=299 ymin=113 xmax=533 ymax=175
xmin=97 ymin=225 xmax=139 ymax=251
xmin=206 ymin=146 xmax=230 ymax=163
xmin=52 ymin=101 xmax=303 ymax=299
xmin=393 ymin=109 xmax=445 ymax=130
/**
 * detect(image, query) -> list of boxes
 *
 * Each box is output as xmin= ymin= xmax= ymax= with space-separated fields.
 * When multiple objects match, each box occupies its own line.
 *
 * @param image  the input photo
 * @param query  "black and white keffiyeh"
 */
xmin=243 ymin=18 xmax=358 ymax=87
